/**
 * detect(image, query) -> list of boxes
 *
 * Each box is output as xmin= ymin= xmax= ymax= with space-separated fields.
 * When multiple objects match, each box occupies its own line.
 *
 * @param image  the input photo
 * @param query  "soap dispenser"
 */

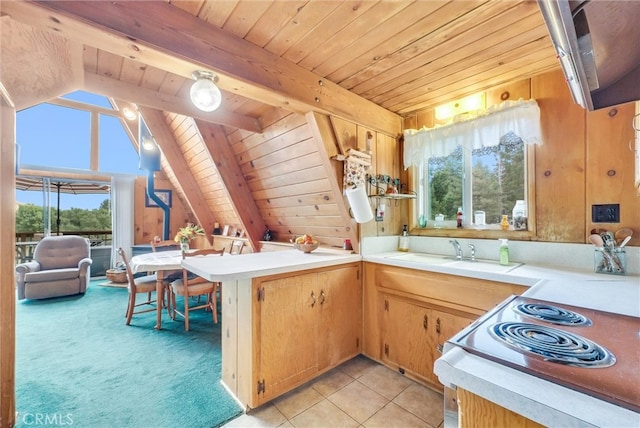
xmin=498 ymin=239 xmax=509 ymax=266
xmin=398 ymin=225 xmax=410 ymax=252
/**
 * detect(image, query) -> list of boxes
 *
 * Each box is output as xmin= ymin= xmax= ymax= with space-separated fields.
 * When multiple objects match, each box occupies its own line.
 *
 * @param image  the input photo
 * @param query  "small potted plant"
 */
xmin=174 ymin=223 xmax=205 ymax=252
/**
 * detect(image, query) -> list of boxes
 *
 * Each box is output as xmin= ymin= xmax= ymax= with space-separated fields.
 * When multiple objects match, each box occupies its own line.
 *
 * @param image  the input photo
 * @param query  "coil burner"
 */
xmin=513 ymin=303 xmax=592 ymax=326
xmin=490 ymin=322 xmax=615 ymax=367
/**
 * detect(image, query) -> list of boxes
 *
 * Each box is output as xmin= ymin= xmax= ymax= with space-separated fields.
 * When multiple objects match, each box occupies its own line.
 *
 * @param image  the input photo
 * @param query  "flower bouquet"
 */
xmin=174 ymin=223 xmax=205 ymax=252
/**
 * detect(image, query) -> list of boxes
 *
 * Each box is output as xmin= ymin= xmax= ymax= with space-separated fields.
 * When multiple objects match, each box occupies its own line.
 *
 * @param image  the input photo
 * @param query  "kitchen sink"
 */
xmin=445 ymin=259 xmax=522 ymax=273
xmin=385 ymin=253 xmax=453 ymax=265
xmin=384 ymin=252 xmax=523 ymax=273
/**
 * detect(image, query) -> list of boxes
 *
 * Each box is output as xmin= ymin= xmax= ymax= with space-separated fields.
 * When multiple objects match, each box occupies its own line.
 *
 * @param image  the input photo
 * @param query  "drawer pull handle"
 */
xmin=423 ymin=314 xmax=428 ymax=330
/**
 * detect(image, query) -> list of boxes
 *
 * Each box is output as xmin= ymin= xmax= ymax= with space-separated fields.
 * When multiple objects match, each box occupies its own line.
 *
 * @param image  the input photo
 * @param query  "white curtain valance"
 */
xmin=403 ymin=99 xmax=542 ymax=169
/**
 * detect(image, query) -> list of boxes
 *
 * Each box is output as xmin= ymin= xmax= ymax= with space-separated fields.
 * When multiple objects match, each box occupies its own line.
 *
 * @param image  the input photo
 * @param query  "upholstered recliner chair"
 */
xmin=15 ymin=236 xmax=92 ymax=300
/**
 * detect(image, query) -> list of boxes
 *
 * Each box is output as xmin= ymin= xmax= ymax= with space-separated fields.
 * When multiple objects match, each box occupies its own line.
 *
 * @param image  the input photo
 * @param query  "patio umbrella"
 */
xmin=15 ymin=176 xmax=110 ymax=235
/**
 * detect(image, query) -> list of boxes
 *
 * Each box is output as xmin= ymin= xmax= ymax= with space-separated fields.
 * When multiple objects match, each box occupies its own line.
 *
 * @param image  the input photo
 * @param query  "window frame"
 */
xmin=408 ymin=144 xmax=537 ymax=241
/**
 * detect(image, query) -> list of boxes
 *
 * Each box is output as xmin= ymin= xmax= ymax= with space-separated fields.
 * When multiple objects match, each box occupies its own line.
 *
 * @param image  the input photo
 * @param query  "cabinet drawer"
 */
xmin=375 ymin=265 xmax=526 ymax=313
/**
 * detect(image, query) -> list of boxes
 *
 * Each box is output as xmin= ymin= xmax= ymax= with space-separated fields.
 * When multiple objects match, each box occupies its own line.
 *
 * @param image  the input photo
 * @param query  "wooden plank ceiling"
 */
xmin=0 ymin=0 xmax=559 ymax=250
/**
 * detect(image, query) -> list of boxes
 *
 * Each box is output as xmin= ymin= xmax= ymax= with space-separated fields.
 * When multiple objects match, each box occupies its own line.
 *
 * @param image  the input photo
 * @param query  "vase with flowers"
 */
xmin=174 ymin=223 xmax=205 ymax=253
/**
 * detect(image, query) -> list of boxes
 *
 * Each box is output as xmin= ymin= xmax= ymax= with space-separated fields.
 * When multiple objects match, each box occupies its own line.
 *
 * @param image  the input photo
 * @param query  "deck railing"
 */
xmin=15 ymin=230 xmax=113 ymax=264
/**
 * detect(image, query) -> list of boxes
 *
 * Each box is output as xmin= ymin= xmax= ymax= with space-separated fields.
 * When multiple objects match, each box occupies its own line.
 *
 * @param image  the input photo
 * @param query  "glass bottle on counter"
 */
xmin=500 ymin=214 xmax=509 ymax=231
xmin=512 ymin=200 xmax=528 ymax=230
xmin=398 ymin=225 xmax=410 ymax=252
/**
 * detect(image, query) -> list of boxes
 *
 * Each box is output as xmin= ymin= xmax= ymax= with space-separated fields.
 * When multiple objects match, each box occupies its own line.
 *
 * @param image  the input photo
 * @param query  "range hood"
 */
xmin=537 ymin=0 xmax=640 ymax=110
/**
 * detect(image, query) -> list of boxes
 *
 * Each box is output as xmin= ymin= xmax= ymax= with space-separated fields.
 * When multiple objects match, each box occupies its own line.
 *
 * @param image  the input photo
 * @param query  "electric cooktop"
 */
xmin=448 ymin=295 xmax=640 ymax=412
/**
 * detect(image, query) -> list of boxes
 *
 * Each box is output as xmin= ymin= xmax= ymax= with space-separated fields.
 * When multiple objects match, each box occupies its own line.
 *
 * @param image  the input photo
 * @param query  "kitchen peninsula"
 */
xmin=183 ymin=242 xmax=639 ymax=426
xmin=182 ymin=248 xmax=361 ymax=409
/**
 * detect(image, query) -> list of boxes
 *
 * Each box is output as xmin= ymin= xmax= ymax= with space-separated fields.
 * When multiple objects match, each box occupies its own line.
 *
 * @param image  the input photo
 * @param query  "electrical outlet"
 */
xmin=592 ymin=204 xmax=620 ymax=223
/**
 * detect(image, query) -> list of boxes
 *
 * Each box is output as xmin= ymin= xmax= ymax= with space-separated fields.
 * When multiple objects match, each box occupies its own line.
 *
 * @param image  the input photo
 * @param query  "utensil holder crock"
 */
xmin=594 ymin=248 xmax=626 ymax=275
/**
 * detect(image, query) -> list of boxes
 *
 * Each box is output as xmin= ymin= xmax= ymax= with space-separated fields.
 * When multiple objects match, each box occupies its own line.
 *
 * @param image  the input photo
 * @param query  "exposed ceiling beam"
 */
xmin=84 ymin=72 xmax=262 ymax=133
xmin=138 ymin=107 xmax=216 ymax=246
xmin=0 ymin=14 xmax=83 ymax=110
xmin=195 ymin=120 xmax=265 ymax=253
xmin=3 ymin=0 xmax=401 ymax=134
xmin=305 ymin=111 xmax=359 ymax=249
xmin=49 ymin=96 xmax=127 ymax=118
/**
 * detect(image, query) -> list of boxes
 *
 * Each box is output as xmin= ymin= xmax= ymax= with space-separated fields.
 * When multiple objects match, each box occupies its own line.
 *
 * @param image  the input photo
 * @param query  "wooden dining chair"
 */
xmin=229 ymin=240 xmax=245 ymax=255
xmin=118 ymin=247 xmax=158 ymax=326
xmin=150 ymin=239 xmax=181 ymax=314
xmin=150 ymin=239 xmax=179 ymax=252
xmin=169 ymin=248 xmax=225 ymax=331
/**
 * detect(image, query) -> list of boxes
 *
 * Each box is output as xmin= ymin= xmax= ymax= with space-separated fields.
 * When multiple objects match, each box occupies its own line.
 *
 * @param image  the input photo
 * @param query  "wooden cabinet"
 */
xmin=252 ymin=272 xmax=318 ymax=404
xmin=250 ymin=263 xmax=361 ymax=406
xmin=363 ymin=262 xmax=526 ymax=391
xmin=382 ymin=296 xmax=438 ymax=384
xmin=380 ymin=294 xmax=475 ymax=387
xmin=458 ymin=388 xmax=544 ymax=428
xmin=317 ymin=267 xmax=362 ymax=370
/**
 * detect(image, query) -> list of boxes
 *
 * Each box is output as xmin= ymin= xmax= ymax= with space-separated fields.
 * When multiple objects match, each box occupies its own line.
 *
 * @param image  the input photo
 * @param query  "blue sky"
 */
xmin=16 ymin=91 xmax=144 ymax=210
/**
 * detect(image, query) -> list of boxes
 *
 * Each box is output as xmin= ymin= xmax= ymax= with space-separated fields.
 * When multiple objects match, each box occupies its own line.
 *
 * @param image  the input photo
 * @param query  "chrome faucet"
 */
xmin=468 ymin=243 xmax=476 ymax=262
xmin=449 ymin=239 xmax=463 ymax=260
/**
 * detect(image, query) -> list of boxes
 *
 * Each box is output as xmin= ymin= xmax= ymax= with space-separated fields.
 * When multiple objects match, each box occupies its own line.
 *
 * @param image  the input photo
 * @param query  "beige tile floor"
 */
xmin=223 ymin=355 xmax=444 ymax=428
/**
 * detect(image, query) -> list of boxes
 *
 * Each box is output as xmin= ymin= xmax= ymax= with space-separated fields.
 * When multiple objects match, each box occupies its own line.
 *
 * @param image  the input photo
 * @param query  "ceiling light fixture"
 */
xmin=435 ymin=93 xmax=485 ymax=121
xmin=122 ymin=107 xmax=137 ymax=121
xmin=190 ymin=70 xmax=222 ymax=112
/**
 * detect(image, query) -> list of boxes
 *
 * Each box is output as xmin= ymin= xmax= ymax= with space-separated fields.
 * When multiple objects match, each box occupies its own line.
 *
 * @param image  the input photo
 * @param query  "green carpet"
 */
xmin=15 ymin=280 xmax=244 ymax=428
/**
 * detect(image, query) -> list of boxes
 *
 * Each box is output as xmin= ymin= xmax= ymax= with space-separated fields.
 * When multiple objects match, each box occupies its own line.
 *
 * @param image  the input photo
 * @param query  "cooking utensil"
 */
xmin=589 ymin=233 xmax=604 ymax=247
xmin=589 ymin=234 xmax=608 ymax=271
xmin=614 ymin=228 xmax=633 ymax=245
xmin=619 ymin=236 xmax=632 ymax=248
xmin=600 ymin=231 xmax=616 ymax=248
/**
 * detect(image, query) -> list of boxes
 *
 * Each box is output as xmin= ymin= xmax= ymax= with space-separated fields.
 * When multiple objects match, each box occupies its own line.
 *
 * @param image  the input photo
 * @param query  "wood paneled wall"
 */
xmin=401 ymin=69 xmax=639 ymax=246
xmin=229 ymin=109 xmax=348 ymax=248
xmin=136 ymin=70 xmax=638 ymax=247
xmin=532 ymin=70 xmax=587 ymax=242
xmin=133 ymin=175 xmax=191 ymax=245
xmin=140 ymin=106 xmax=405 ymax=247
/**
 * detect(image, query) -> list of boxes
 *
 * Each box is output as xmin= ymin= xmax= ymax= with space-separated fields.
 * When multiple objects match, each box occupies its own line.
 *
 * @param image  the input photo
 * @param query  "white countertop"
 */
xmin=183 ymin=243 xmax=639 ymax=426
xmin=181 ymin=247 xmax=361 ymax=282
xmin=362 ymin=251 xmax=640 ymax=427
xmin=364 ymin=251 xmax=640 ymax=316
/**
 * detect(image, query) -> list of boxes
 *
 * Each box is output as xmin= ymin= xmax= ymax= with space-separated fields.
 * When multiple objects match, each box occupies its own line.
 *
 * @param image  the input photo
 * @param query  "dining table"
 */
xmin=129 ymin=249 xmax=185 ymax=330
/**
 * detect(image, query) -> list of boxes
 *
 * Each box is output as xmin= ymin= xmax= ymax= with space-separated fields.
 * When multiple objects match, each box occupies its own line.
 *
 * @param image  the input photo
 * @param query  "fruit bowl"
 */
xmin=293 ymin=242 xmax=319 ymax=253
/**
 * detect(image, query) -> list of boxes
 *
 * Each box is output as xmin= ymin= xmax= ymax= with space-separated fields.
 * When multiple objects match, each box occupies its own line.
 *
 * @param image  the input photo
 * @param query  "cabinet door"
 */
xmin=317 ymin=265 xmax=361 ymax=370
xmin=382 ymin=295 xmax=439 ymax=385
xmin=433 ymin=310 xmax=475 ymax=354
xmin=253 ymin=273 xmax=318 ymax=404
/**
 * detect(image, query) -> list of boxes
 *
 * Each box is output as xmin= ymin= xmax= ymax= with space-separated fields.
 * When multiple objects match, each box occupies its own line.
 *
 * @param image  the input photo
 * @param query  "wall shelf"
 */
xmin=368 ymin=193 xmax=416 ymax=200
xmin=212 ymin=235 xmax=248 ymax=242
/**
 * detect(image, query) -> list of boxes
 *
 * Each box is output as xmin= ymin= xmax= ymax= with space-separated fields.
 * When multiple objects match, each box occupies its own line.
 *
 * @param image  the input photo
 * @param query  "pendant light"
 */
xmin=190 ymin=71 xmax=222 ymax=112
